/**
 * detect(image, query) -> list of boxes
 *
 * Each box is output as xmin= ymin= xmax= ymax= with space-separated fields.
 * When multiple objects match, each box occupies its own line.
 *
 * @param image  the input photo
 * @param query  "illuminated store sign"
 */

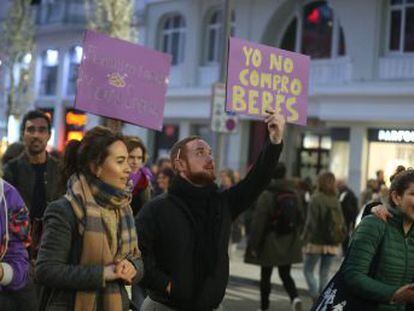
xmin=368 ymin=129 xmax=414 ymax=144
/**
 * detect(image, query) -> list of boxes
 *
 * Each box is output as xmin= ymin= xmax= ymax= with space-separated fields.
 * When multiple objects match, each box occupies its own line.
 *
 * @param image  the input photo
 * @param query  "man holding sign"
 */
xmin=137 ymin=109 xmax=285 ymax=311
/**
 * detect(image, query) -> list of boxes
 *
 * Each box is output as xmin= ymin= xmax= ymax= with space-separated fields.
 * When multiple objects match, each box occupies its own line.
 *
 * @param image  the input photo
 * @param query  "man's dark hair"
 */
xmin=21 ymin=109 xmax=52 ymax=137
xmin=170 ymin=136 xmax=200 ymax=171
xmin=271 ymin=162 xmax=287 ymax=180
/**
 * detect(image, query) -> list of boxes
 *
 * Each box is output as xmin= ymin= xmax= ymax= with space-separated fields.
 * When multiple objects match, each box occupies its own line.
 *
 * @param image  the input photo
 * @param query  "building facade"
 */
xmin=0 ymin=0 xmax=413 ymax=196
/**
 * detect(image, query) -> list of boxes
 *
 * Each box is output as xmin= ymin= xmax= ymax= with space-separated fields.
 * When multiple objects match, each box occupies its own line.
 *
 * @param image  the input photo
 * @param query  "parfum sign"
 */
xmin=75 ymin=30 xmax=172 ymax=131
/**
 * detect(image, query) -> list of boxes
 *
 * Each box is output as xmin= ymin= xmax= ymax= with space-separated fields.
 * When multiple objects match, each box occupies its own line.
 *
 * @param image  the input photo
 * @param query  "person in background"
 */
xmin=125 ymin=136 xmax=152 ymax=310
xmin=152 ymin=157 xmax=172 ymax=195
xmin=303 ymin=172 xmax=346 ymax=303
xmin=376 ymin=169 xmax=386 ymax=190
xmin=3 ymin=110 xmax=61 ymax=260
xmin=245 ymin=163 xmax=304 ymax=311
xmin=220 ymin=169 xmax=244 ymax=253
xmin=125 ymin=136 xmax=152 ymax=216
xmin=36 ymin=126 xmax=143 ymax=311
xmin=360 ymin=179 xmax=379 ymax=208
xmin=1 ymin=142 xmax=25 ymax=166
xmin=0 ymin=177 xmax=32 ymax=311
xmin=336 ymin=179 xmax=359 ymax=253
xmin=219 ymin=169 xmax=235 ymax=191
xmin=57 ymin=140 xmax=81 ymax=195
xmin=155 ymin=168 xmax=175 ymax=195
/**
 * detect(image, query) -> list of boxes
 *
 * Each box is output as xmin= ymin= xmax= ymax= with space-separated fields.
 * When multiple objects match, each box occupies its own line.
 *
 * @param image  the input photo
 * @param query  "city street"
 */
xmin=223 ymin=278 xmax=314 ymax=311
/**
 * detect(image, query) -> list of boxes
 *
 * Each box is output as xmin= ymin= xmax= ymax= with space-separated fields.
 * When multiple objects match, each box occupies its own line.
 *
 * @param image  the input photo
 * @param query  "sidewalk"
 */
xmin=228 ymin=245 xmax=342 ymax=294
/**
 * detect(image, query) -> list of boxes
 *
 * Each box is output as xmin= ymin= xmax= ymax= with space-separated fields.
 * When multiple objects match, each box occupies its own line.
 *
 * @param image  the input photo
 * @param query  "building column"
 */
xmin=178 ymin=120 xmax=191 ymax=140
xmin=52 ymin=47 xmax=68 ymax=150
xmin=348 ymin=125 xmax=368 ymax=197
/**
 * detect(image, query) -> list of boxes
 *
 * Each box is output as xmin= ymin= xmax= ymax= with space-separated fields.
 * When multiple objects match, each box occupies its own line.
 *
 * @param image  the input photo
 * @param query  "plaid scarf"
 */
xmin=65 ymin=174 xmax=140 ymax=311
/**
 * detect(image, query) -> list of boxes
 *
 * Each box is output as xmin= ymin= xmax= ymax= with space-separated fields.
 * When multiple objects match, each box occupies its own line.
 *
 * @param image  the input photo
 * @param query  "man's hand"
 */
xmin=264 ymin=108 xmax=285 ymax=144
xmin=372 ymin=204 xmax=392 ymax=222
xmin=114 ymin=259 xmax=137 ymax=285
xmin=392 ymin=284 xmax=414 ymax=304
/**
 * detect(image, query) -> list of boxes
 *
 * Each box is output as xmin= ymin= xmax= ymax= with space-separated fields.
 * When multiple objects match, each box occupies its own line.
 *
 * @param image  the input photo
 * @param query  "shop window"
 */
xmin=160 ymin=14 xmax=186 ymax=65
xmin=298 ymin=133 xmax=331 ymax=181
xmin=40 ymin=49 xmax=59 ymax=95
xmin=280 ymin=1 xmax=346 ymax=59
xmin=389 ymin=0 xmax=414 ymax=52
xmin=205 ymin=9 xmax=235 ymax=64
xmin=67 ymin=46 xmax=82 ymax=95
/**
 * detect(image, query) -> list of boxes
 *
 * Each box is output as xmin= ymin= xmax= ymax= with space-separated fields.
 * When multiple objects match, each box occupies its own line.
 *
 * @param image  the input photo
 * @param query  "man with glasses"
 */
xmin=137 ymin=110 xmax=285 ymax=311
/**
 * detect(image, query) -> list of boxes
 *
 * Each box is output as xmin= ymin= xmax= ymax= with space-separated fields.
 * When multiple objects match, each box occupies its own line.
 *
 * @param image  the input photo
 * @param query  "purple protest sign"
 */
xmin=226 ymin=37 xmax=310 ymax=126
xmin=75 ymin=30 xmax=172 ymax=131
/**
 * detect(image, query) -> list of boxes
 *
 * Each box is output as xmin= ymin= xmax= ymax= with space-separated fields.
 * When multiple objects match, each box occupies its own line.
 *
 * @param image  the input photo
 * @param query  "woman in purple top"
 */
xmin=0 ymin=178 xmax=32 ymax=311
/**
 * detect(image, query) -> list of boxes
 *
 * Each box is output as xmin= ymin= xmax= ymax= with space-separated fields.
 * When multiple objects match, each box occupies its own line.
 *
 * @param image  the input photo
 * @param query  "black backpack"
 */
xmin=270 ymin=191 xmax=300 ymax=235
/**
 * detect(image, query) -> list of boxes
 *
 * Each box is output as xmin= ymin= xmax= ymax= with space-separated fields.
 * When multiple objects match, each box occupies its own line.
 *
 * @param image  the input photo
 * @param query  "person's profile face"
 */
xmin=95 ymin=141 xmax=131 ymax=190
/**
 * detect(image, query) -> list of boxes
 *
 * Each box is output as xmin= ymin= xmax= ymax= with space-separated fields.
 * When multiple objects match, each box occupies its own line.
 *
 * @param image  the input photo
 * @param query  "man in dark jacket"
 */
xmin=245 ymin=163 xmax=304 ymax=311
xmin=3 ymin=110 xmax=61 ymax=256
xmin=4 ymin=110 xmax=61 ymax=255
xmin=137 ymin=111 xmax=285 ymax=311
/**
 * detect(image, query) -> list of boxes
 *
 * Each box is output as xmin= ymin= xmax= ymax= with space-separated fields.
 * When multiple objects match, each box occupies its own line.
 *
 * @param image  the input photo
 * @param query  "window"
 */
xmin=40 ymin=49 xmax=59 ymax=96
xmin=205 ymin=9 xmax=235 ymax=64
xmin=160 ymin=15 xmax=186 ymax=65
xmin=67 ymin=46 xmax=82 ymax=95
xmin=389 ymin=0 xmax=414 ymax=52
xmin=280 ymin=1 xmax=346 ymax=59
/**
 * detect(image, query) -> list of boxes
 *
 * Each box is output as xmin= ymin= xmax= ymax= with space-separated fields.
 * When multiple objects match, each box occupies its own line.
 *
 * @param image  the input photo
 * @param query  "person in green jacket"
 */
xmin=343 ymin=168 xmax=414 ymax=310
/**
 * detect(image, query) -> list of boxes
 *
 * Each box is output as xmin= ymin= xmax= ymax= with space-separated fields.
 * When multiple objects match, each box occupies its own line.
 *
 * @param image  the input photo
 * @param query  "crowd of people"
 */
xmin=0 ymin=108 xmax=413 ymax=311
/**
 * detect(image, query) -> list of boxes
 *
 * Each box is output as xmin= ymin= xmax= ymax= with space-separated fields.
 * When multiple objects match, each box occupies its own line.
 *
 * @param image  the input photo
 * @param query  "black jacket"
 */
xmin=136 ymin=140 xmax=282 ymax=310
xmin=3 ymin=152 xmax=61 ymax=214
xmin=35 ymin=198 xmax=144 ymax=311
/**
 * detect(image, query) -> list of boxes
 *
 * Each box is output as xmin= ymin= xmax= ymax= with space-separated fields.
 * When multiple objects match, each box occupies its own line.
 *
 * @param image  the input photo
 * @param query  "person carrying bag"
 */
xmin=312 ymin=168 xmax=414 ymax=311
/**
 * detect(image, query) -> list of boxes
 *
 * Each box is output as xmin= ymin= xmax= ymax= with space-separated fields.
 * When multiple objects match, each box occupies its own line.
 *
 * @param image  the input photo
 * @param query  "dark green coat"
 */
xmin=245 ymin=179 xmax=304 ymax=267
xmin=343 ymin=209 xmax=414 ymax=311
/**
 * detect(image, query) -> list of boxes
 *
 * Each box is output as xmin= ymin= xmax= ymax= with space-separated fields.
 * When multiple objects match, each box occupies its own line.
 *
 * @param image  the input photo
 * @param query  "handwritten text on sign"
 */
xmin=76 ymin=30 xmax=171 ymax=131
xmin=226 ymin=38 xmax=310 ymax=125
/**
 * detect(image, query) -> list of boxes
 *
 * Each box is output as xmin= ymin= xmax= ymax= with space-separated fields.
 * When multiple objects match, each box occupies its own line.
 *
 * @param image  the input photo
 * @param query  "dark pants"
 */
xmin=260 ymin=265 xmax=298 ymax=310
xmin=0 ymin=282 xmax=38 ymax=311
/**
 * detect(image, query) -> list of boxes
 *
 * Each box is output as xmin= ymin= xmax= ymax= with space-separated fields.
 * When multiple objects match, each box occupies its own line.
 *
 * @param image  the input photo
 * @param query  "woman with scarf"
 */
xmin=36 ymin=126 xmax=143 ymax=311
xmin=0 ymin=177 xmax=31 ymax=311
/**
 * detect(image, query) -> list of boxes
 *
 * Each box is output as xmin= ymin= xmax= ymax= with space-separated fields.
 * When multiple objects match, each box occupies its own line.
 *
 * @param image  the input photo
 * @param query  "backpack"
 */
xmin=270 ymin=191 xmax=300 ymax=235
xmin=323 ymin=202 xmax=348 ymax=245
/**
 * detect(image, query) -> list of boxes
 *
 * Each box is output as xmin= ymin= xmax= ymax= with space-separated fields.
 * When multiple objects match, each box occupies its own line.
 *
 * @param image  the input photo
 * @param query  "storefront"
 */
xmin=367 ymin=128 xmax=414 ymax=185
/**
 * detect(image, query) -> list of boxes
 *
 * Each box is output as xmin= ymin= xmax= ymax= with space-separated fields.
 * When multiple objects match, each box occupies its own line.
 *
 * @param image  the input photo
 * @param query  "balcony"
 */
xmin=379 ymin=56 xmax=414 ymax=80
xmin=309 ymin=57 xmax=352 ymax=86
xmin=36 ymin=1 xmax=85 ymax=26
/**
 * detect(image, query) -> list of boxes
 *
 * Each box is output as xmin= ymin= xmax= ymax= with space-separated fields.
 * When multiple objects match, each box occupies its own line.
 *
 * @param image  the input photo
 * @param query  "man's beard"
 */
xmin=27 ymin=142 xmax=46 ymax=156
xmin=186 ymin=170 xmax=216 ymax=186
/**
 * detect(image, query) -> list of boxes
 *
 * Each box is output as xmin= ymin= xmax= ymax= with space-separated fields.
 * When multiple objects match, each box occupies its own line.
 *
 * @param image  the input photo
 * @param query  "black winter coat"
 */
xmin=35 ymin=198 xmax=144 ymax=311
xmin=136 ymin=140 xmax=282 ymax=311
